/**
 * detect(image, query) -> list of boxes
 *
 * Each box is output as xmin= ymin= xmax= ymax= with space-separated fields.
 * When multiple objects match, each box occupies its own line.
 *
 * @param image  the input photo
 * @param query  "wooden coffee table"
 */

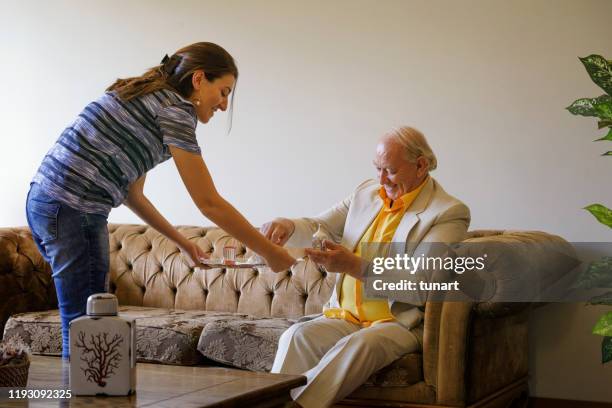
xmin=1 ymin=355 xmax=306 ymax=407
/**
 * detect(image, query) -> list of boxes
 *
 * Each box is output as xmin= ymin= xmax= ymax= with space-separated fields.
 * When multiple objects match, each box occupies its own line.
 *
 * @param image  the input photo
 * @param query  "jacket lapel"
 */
xmin=341 ymin=187 xmax=382 ymax=252
xmin=391 ymin=177 xmax=434 ymax=245
xmin=388 ymin=177 xmax=436 ymax=311
xmin=335 ymin=182 xmax=383 ymax=303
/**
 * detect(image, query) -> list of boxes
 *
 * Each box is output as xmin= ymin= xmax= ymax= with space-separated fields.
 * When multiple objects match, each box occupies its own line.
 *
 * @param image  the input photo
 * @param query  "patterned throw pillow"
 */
xmin=197 ymin=317 xmax=295 ymax=372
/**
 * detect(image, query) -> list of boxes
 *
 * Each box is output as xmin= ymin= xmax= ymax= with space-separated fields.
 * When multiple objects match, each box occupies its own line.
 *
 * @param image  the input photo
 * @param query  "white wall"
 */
xmin=2 ymin=0 xmax=611 ymax=401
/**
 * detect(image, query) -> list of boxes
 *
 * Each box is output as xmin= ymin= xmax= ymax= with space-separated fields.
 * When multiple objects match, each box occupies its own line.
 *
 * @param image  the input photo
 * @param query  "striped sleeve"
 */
xmin=156 ymin=103 xmax=201 ymax=154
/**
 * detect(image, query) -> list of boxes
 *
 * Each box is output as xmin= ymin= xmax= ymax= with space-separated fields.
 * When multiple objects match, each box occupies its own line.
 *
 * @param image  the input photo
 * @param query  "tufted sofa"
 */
xmin=0 ymin=224 xmax=576 ymax=407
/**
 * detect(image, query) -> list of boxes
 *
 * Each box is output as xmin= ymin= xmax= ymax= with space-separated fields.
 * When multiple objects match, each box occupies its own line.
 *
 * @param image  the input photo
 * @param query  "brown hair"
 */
xmin=107 ymin=41 xmax=238 ymax=104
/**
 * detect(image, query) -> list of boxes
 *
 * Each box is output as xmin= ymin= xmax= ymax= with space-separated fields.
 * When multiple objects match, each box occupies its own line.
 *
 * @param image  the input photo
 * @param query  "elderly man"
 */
xmin=262 ymin=126 xmax=470 ymax=408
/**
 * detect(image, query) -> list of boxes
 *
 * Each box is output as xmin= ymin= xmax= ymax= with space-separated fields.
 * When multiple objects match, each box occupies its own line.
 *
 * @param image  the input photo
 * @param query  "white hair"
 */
xmin=385 ymin=126 xmax=437 ymax=171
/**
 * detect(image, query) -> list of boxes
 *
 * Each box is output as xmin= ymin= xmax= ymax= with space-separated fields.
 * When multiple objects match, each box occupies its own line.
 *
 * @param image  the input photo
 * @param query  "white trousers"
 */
xmin=271 ymin=316 xmax=420 ymax=408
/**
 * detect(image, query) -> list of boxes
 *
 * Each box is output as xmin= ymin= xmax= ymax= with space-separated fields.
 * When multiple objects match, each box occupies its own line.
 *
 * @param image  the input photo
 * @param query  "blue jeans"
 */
xmin=25 ymin=183 xmax=109 ymax=359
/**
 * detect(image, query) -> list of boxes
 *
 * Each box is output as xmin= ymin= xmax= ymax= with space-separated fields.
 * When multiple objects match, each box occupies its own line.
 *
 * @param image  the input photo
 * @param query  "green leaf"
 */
xmin=603 ymin=337 xmax=612 ymax=364
xmin=575 ymin=257 xmax=612 ymax=289
xmin=593 ymin=312 xmax=612 ymax=336
xmin=580 ymin=55 xmax=612 ymax=95
xmin=595 ymin=101 xmax=612 ymax=119
xmin=598 ymin=119 xmax=612 ymax=129
xmin=594 ymin=128 xmax=612 ymax=141
xmin=604 ymin=151 xmax=612 ymax=156
xmin=588 ymin=292 xmax=612 ymax=305
xmin=567 ymin=95 xmax=612 ymax=117
xmin=584 ymin=204 xmax=612 ymax=227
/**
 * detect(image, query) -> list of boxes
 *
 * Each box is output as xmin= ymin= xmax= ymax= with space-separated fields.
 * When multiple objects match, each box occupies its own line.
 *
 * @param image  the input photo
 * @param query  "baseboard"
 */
xmin=529 ymin=398 xmax=612 ymax=408
xmin=336 ymin=384 xmax=612 ymax=408
xmin=334 ymin=397 xmax=612 ymax=408
xmin=335 ymin=378 xmax=528 ymax=408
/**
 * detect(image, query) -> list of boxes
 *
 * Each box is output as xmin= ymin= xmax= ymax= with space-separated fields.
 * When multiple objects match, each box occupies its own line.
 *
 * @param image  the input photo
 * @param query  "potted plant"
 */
xmin=0 ymin=340 xmax=31 ymax=387
xmin=566 ymin=54 xmax=612 ymax=364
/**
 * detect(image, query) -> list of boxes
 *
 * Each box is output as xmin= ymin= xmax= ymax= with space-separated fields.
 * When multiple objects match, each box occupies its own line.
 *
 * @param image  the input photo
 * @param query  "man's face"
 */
xmin=373 ymin=139 xmax=427 ymax=200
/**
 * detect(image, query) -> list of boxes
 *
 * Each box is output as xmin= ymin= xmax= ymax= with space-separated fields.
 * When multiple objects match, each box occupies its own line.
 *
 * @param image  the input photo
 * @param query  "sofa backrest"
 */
xmin=0 ymin=227 xmax=57 ymax=339
xmin=0 ymin=224 xmax=578 ymax=338
xmin=108 ymin=224 xmax=335 ymax=318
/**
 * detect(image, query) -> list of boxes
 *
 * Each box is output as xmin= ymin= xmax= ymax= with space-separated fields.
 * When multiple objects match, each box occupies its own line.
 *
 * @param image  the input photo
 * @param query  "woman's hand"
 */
xmin=178 ymin=241 xmax=210 ymax=268
xmin=124 ymin=174 xmax=214 ymax=269
xmin=264 ymin=246 xmax=297 ymax=273
xmin=171 ymin=147 xmax=296 ymax=267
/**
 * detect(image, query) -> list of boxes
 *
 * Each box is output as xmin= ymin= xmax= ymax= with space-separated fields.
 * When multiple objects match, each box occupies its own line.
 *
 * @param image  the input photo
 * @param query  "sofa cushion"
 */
xmin=364 ymin=352 xmax=423 ymax=387
xmin=3 ymin=309 xmax=62 ymax=355
xmin=6 ymin=305 xmax=427 ymax=388
xmin=198 ymin=317 xmax=426 ymax=388
xmin=2 ymin=306 xmax=262 ymax=365
xmin=197 ymin=317 xmax=296 ymax=372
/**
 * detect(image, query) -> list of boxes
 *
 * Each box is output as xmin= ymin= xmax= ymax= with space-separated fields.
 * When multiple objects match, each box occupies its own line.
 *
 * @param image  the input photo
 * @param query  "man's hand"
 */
xmin=304 ymin=240 xmax=364 ymax=280
xmin=261 ymin=218 xmax=295 ymax=245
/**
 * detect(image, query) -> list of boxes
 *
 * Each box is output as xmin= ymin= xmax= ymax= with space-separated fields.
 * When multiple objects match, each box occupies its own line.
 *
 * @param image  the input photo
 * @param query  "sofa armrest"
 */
xmin=434 ymin=301 xmax=473 ymax=405
xmin=424 ymin=300 xmax=530 ymax=406
xmin=473 ymin=301 xmax=532 ymax=318
xmin=0 ymin=227 xmax=57 ymax=339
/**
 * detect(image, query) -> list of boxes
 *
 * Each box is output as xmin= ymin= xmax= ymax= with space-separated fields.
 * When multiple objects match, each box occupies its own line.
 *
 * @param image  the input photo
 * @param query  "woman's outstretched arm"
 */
xmin=124 ymin=173 xmax=209 ymax=266
xmin=169 ymin=146 xmax=295 ymax=272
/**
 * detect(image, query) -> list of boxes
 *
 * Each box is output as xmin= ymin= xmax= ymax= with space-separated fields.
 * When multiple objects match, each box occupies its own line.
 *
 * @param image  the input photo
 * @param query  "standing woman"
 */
xmin=26 ymin=42 xmax=295 ymax=358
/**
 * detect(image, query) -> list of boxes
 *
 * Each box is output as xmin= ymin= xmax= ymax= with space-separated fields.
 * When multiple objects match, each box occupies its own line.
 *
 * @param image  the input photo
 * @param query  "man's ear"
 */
xmin=416 ymin=156 xmax=429 ymax=177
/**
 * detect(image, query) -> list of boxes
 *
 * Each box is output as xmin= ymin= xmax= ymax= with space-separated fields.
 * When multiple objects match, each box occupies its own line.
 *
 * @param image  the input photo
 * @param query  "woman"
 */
xmin=25 ymin=42 xmax=296 ymax=358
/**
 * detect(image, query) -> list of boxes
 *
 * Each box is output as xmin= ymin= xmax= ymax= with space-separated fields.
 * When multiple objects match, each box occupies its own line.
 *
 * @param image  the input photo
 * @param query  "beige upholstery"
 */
xmin=107 ymin=225 xmax=334 ymax=317
xmin=0 ymin=225 xmax=576 ymax=407
xmin=0 ymin=227 xmax=58 ymax=332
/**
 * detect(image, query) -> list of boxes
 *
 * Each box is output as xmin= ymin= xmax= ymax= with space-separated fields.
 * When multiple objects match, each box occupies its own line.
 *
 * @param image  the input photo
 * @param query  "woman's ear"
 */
xmin=191 ymin=70 xmax=204 ymax=91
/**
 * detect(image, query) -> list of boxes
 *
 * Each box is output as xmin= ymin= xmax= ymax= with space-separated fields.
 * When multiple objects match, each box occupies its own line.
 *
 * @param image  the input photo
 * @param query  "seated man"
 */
xmin=262 ymin=126 xmax=470 ymax=408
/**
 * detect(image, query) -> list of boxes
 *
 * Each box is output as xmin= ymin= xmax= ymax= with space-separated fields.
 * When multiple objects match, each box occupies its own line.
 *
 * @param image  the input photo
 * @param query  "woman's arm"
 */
xmin=169 ymin=146 xmax=295 ymax=272
xmin=123 ymin=174 xmax=208 ymax=266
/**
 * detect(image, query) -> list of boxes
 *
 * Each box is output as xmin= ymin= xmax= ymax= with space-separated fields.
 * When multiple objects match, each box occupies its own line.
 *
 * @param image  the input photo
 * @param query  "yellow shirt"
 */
xmin=324 ymin=178 xmax=428 ymax=327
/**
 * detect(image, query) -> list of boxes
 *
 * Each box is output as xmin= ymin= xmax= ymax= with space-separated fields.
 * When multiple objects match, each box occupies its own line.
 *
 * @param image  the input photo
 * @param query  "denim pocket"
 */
xmin=27 ymin=199 xmax=60 ymax=241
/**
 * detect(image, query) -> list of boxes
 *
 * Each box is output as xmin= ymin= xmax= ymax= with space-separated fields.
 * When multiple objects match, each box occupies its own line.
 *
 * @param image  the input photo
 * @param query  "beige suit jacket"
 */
xmin=286 ymin=177 xmax=471 ymax=329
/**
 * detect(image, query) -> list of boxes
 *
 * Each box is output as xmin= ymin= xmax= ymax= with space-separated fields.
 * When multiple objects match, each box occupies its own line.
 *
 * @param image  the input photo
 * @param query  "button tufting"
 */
xmin=287 ymin=271 xmax=292 ymax=277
